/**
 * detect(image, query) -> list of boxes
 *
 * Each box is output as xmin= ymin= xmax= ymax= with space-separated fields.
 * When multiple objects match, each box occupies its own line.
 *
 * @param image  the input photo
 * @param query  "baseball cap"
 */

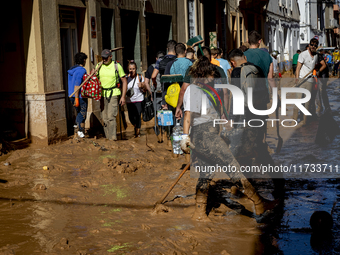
xmin=101 ymin=49 xmax=112 ymax=58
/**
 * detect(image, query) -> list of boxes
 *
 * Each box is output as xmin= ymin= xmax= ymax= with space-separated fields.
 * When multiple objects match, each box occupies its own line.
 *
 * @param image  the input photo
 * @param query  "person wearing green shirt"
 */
xmin=97 ymin=49 xmax=127 ymax=141
xmin=292 ymin=50 xmax=301 ymax=75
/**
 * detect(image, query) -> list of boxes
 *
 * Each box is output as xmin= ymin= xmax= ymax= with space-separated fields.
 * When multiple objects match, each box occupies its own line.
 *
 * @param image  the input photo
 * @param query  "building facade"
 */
xmin=265 ymin=0 xmax=300 ymax=70
xmin=1 ymin=0 xmax=208 ymax=145
xmin=298 ymin=0 xmax=339 ymax=49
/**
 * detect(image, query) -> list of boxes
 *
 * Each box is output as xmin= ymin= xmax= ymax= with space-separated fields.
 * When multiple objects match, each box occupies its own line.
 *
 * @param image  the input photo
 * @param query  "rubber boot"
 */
xmin=241 ymin=178 xmax=279 ymax=215
xmin=192 ymin=190 xmax=210 ymax=221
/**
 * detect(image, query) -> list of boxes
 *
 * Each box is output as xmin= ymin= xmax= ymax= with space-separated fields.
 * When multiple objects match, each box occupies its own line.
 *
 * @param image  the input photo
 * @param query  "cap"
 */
xmin=101 ymin=49 xmax=112 ymax=58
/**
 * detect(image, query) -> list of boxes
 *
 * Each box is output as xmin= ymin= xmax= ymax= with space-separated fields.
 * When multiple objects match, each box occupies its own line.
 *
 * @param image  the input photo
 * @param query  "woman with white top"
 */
xmin=126 ymin=60 xmax=152 ymax=137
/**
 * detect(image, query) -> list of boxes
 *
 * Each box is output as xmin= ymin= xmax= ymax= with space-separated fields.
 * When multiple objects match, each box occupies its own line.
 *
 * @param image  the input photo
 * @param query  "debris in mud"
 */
xmin=102 ymin=158 xmax=110 ymax=164
xmin=76 ymin=249 xmax=89 ymax=255
xmin=3 ymin=162 xmax=10 ymax=166
xmin=211 ymin=204 xmax=232 ymax=216
xmin=54 ymin=237 xmax=70 ymax=250
xmin=141 ymin=224 xmax=151 ymax=230
xmin=92 ymin=141 xmax=100 ymax=147
xmin=99 ymin=146 xmax=108 ymax=151
xmin=33 ymin=184 xmax=47 ymax=190
xmin=103 ymin=158 xmax=139 ymax=174
xmin=80 ymin=180 xmax=98 ymax=188
xmin=0 ymin=244 xmax=17 ymax=255
xmin=152 ymin=204 xmax=172 ymax=215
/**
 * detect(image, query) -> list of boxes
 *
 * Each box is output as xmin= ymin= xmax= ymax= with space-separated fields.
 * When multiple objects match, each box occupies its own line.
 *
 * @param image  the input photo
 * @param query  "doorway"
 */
xmin=59 ymin=7 xmax=85 ymax=136
xmin=145 ymin=13 xmax=172 ymax=67
xmin=120 ymin=10 xmax=141 ymax=73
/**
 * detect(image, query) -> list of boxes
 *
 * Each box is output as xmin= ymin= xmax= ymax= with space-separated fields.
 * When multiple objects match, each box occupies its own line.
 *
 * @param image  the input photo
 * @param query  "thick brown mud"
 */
xmin=0 ymin=80 xmax=340 ymax=254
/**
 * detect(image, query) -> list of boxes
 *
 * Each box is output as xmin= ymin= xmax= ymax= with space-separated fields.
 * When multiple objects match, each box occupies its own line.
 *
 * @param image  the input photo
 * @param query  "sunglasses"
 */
xmin=310 ymin=43 xmax=318 ymax=48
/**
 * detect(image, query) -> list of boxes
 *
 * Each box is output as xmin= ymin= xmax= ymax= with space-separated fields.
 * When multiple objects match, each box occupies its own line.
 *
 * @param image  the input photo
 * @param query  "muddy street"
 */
xmin=0 ymin=80 xmax=340 ymax=255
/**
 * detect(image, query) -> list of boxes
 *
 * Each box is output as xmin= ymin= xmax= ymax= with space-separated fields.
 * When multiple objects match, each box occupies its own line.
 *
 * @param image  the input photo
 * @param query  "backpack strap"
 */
xmin=114 ymin=61 xmax=120 ymax=80
xmin=198 ymin=82 xmax=229 ymax=120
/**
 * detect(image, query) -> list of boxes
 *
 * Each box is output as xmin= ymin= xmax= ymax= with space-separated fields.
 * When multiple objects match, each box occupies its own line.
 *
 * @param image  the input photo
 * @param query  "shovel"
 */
xmin=152 ymin=163 xmax=190 ymax=213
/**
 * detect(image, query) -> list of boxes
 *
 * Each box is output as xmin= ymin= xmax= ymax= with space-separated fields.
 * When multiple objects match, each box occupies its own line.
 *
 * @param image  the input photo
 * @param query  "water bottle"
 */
xmin=171 ymin=120 xmax=183 ymax=154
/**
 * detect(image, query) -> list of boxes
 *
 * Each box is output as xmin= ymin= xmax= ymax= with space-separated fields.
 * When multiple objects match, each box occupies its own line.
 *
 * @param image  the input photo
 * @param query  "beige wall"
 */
xmin=85 ymin=0 xmax=101 ymax=129
xmin=24 ymin=0 xmax=68 ymax=144
xmin=177 ymin=0 xmax=188 ymax=43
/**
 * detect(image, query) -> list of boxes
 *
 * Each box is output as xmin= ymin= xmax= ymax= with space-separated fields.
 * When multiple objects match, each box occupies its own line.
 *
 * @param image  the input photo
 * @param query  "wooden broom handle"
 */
xmin=69 ymin=61 xmax=103 ymax=98
xmin=156 ymin=163 xmax=190 ymax=205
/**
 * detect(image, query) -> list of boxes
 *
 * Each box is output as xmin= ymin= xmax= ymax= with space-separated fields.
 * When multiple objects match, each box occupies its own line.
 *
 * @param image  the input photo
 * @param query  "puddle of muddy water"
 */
xmin=0 ymin=80 xmax=340 ymax=254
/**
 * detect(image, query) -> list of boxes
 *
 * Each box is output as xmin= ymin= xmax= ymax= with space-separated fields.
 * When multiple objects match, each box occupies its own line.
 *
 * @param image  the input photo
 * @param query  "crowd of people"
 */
xmin=67 ymin=30 xmax=333 ymax=220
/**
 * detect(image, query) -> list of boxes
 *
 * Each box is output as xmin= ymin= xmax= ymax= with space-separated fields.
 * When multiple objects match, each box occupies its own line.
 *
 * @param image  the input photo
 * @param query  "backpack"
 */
xmin=164 ymin=82 xmax=180 ymax=108
xmin=158 ymin=55 xmax=177 ymax=76
xmin=152 ymin=63 xmax=162 ymax=92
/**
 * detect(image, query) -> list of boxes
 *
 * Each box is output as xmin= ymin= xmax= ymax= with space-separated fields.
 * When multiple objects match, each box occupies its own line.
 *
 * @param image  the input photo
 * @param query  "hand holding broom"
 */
xmin=69 ymin=61 xmax=103 ymax=98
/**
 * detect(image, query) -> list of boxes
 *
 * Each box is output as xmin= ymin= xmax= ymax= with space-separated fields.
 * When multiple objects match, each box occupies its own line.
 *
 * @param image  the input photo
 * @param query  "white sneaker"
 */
xmin=77 ymin=131 xmax=85 ymax=138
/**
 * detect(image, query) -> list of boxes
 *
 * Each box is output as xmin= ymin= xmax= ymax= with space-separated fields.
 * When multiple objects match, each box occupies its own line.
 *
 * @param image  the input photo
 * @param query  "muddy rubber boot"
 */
xmin=241 ymin=178 xmax=279 ymax=215
xmin=192 ymin=191 xmax=210 ymax=222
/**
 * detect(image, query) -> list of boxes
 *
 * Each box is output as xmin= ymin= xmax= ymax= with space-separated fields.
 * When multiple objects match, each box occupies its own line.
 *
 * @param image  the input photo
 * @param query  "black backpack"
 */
xmin=158 ymin=55 xmax=177 ymax=76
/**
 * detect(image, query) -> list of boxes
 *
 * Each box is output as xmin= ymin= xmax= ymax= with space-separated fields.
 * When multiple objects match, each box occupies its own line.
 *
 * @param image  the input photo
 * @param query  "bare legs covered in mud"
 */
xmin=191 ymin=122 xmax=280 ymax=221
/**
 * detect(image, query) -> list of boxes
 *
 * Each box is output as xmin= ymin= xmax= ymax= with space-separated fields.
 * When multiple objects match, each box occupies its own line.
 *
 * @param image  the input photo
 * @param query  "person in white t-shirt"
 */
xmin=294 ymin=38 xmax=319 ymax=124
xmin=180 ymin=56 xmax=278 ymax=221
xmin=125 ymin=60 xmax=150 ymax=137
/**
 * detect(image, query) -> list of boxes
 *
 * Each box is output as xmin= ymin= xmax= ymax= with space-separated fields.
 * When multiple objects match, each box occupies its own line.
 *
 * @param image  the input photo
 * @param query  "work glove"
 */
xmin=180 ymin=134 xmax=195 ymax=154
xmin=74 ymin=98 xmax=79 ymax=107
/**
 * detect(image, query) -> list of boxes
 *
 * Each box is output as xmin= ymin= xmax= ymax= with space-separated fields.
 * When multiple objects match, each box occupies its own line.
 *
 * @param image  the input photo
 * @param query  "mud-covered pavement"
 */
xmin=0 ymin=80 xmax=340 ymax=255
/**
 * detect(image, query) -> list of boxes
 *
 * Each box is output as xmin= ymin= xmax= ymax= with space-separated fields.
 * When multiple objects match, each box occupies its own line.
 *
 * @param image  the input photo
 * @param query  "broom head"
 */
xmin=160 ymin=74 xmax=183 ymax=83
